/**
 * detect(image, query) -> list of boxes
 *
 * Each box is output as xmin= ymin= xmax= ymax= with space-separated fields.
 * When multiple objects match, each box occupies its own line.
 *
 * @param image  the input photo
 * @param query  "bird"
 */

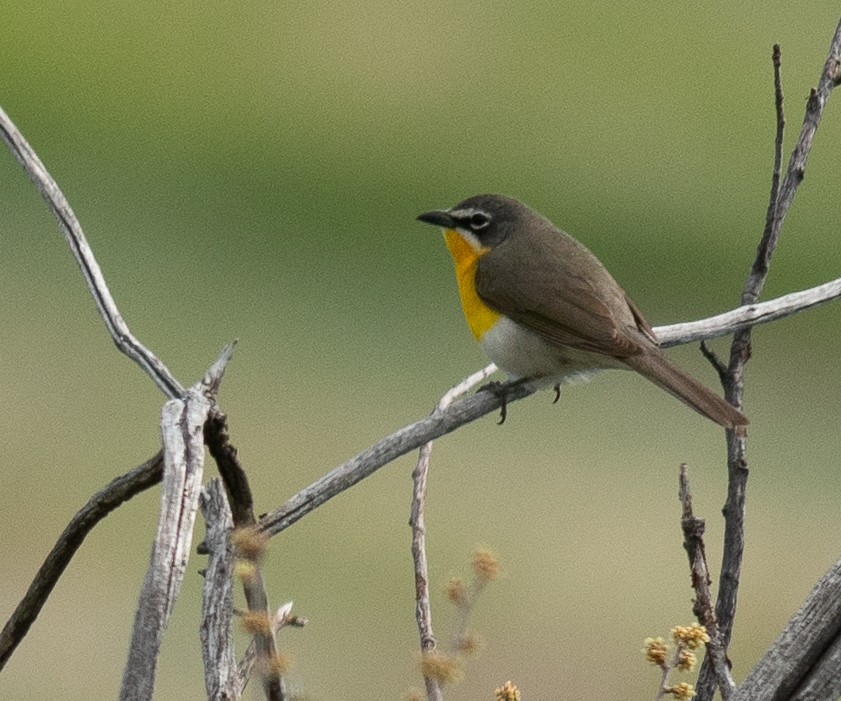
xmin=417 ymin=193 xmax=748 ymax=429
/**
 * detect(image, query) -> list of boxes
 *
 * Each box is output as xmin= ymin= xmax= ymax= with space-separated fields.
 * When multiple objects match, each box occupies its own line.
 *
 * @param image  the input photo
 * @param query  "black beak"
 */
xmin=417 ymin=209 xmax=456 ymax=228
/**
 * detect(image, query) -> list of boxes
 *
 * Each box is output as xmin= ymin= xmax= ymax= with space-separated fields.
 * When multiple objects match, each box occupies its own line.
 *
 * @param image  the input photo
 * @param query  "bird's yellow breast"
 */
xmin=444 ymin=229 xmax=501 ymax=340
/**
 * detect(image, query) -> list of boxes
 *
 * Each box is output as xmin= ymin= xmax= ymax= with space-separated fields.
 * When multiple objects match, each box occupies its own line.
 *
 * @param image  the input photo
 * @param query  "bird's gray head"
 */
xmin=417 ymin=193 xmax=535 ymax=250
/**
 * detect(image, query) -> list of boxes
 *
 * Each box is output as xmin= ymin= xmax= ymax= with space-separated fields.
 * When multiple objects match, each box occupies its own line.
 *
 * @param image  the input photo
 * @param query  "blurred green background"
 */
xmin=2 ymin=2 xmax=841 ymax=699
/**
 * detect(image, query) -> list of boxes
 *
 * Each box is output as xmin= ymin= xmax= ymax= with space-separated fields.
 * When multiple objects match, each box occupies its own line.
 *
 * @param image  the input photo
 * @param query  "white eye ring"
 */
xmin=469 ymin=212 xmax=490 ymax=230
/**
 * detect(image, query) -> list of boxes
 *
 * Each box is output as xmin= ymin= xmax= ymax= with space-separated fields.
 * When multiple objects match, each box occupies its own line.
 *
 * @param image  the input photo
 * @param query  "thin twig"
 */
xmin=678 ymin=466 xmax=735 ymax=699
xmin=409 ymin=368 xmax=492 ymax=701
xmin=699 ymin=341 xmax=727 ymax=383
xmin=0 ymin=452 xmax=164 ymax=671
xmin=239 ymin=602 xmax=307 ymax=692
xmin=749 ymin=42 xmax=786 ymax=294
xmin=0 ymin=106 xmax=184 ymax=400
xmin=205 ymin=409 xmax=284 ymax=701
xmin=654 ymin=660 xmax=672 ymax=701
xmin=411 ymin=443 xmax=443 ymax=701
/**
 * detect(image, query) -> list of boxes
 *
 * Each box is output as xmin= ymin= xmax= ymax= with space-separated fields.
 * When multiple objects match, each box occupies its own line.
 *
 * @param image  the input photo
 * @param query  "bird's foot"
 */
xmin=478 ymin=380 xmax=511 ymax=425
xmin=478 ymin=378 xmax=530 ymax=424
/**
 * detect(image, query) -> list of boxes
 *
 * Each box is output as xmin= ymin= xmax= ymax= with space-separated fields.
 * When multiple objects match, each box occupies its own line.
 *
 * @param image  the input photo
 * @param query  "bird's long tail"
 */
xmin=623 ymin=351 xmax=749 ymax=429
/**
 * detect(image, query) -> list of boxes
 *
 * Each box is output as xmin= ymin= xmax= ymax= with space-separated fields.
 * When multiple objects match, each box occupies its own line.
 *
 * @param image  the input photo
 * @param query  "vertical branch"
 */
xmin=120 ymin=346 xmax=230 ymax=701
xmin=238 ymin=602 xmax=306 ymax=691
xmin=409 ymin=365 xmax=497 ymax=701
xmin=678 ymin=466 xmax=735 ymax=699
xmin=700 ymin=47 xmax=785 ymax=701
xmin=698 ymin=20 xmax=841 ymax=700
xmin=120 ymin=389 xmax=210 ymax=701
xmin=411 ymin=440 xmax=444 ymax=701
xmin=205 ymin=408 xmax=284 ymax=701
xmin=200 ymin=479 xmax=240 ymax=701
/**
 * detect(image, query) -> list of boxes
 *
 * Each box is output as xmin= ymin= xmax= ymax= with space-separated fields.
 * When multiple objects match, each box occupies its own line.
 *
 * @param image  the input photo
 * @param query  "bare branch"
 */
xmin=259 ymin=376 xmax=532 ymax=538
xmin=204 ymin=409 xmax=285 ymax=701
xmin=678 ymin=466 xmax=735 ymax=699
xmin=412 ymin=440 xmax=440 ymax=669
xmin=750 ymin=42 xmax=786 ymax=295
xmin=697 ymin=20 xmax=841 ymax=701
xmin=760 ymin=20 xmax=841 ymax=285
xmin=0 ymin=452 xmax=163 ymax=671
xmin=120 ymin=389 xmax=210 ymax=701
xmin=205 ymin=408 xmax=257 ymax=528
xmin=238 ymin=602 xmax=306 ymax=693
xmin=408 ymin=371 xmax=490 ymax=701
xmin=655 ymin=277 xmax=841 ymax=348
xmin=200 ymin=479 xmax=241 ymax=701
xmin=203 ymin=341 xmax=238 ymax=397
xmin=698 ymin=341 xmax=727 ymax=383
xmin=0 ymin=105 xmax=183 ymax=399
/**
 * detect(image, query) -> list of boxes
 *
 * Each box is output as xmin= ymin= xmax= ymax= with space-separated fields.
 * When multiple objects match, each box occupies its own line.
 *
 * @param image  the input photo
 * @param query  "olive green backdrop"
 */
xmin=2 ymin=2 xmax=841 ymax=699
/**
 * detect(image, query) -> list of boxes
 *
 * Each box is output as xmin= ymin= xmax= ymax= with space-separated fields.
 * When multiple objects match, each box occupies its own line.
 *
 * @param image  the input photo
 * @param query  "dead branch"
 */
xmin=205 ymin=408 xmax=285 ymax=701
xmin=254 ymin=258 xmax=839 ymax=541
xmin=697 ymin=18 xmax=841 ymax=700
xmin=654 ymin=277 xmax=841 ymax=348
xmin=200 ymin=479 xmax=240 ymax=701
xmin=678 ymin=466 xmax=735 ymax=699
xmin=120 ymin=388 xmax=211 ymax=700
xmin=0 ymin=451 xmax=164 ymax=671
xmin=411 ymin=439 xmax=443 ymax=701
xmin=730 ymin=554 xmax=841 ymax=701
xmin=0 ymin=107 xmax=183 ymax=400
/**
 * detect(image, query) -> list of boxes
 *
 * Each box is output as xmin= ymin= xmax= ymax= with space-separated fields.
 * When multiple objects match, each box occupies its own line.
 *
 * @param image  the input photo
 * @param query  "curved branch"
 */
xmin=0 ymin=452 xmax=164 ymax=671
xmin=0 ymin=106 xmax=184 ymax=399
xmin=259 ymin=379 xmax=533 ymax=537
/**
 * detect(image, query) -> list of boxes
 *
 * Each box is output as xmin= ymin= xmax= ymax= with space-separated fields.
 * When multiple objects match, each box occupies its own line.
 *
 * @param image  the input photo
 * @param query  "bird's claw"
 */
xmin=478 ymin=381 xmax=509 ymax=425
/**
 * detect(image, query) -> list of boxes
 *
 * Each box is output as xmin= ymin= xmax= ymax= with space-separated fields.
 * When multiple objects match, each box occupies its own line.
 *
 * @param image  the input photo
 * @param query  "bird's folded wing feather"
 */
xmin=475 ymin=234 xmax=656 ymax=358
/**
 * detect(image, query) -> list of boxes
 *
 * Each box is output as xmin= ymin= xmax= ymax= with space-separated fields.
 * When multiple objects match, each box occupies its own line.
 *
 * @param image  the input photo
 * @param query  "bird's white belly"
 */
xmin=480 ymin=316 xmax=624 ymax=388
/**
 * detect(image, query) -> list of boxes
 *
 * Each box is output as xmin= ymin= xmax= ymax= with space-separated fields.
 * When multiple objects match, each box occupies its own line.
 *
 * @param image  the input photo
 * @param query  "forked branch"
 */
xmin=696 ymin=18 xmax=841 ymax=701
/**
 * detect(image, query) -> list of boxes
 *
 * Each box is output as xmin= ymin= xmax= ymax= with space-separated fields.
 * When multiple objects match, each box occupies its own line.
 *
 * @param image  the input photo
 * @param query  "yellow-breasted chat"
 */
xmin=417 ymin=193 xmax=748 ymax=429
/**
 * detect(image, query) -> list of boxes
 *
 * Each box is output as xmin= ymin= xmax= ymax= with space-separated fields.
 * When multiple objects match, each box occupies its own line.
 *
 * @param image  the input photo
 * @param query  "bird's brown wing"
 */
xmin=475 ymin=228 xmax=655 ymax=358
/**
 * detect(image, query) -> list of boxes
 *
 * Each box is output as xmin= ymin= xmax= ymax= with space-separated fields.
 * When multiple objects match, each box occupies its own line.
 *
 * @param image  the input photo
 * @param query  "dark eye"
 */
xmin=469 ymin=212 xmax=490 ymax=230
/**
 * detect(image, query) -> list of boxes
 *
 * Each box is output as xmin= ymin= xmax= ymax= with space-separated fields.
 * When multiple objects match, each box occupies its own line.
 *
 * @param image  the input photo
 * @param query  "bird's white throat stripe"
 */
xmin=449 ymin=225 xmax=483 ymax=252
